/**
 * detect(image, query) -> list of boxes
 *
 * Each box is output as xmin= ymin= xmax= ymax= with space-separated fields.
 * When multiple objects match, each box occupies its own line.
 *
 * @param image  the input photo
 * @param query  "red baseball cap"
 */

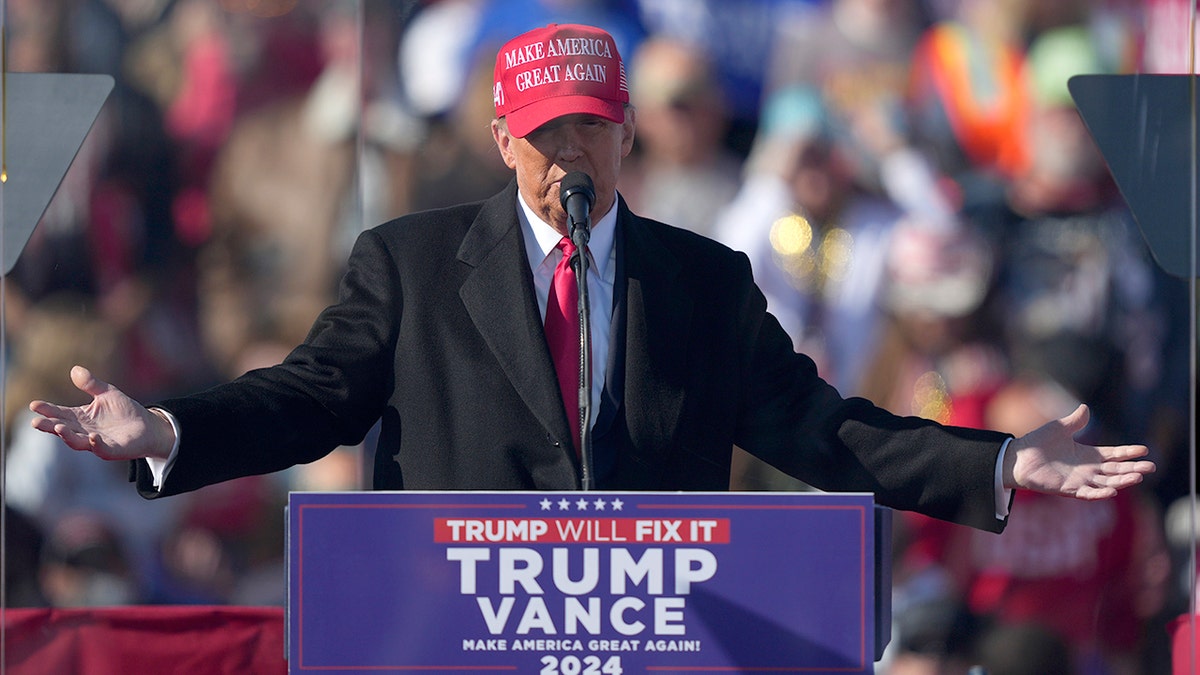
xmin=493 ymin=24 xmax=629 ymax=138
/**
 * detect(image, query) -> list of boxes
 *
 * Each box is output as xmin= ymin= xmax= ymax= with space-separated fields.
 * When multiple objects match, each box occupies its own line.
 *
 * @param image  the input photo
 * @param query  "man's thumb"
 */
xmin=1062 ymin=403 xmax=1090 ymax=435
xmin=70 ymin=365 xmax=111 ymax=398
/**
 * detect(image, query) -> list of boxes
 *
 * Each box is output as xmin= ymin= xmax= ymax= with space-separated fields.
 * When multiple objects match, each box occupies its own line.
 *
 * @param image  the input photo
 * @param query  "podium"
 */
xmin=286 ymin=491 xmax=892 ymax=674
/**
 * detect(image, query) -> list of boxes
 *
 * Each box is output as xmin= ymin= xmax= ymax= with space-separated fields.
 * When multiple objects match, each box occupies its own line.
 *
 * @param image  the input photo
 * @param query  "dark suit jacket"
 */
xmin=137 ymin=182 xmax=1011 ymax=532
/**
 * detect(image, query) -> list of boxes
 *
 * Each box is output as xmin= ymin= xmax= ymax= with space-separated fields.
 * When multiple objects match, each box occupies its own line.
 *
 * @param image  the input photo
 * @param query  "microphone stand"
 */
xmin=569 ymin=216 xmax=594 ymax=491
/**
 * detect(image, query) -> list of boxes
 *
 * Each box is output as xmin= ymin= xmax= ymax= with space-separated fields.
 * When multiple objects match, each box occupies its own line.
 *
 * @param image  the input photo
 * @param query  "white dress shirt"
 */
xmin=517 ymin=191 xmax=617 ymax=432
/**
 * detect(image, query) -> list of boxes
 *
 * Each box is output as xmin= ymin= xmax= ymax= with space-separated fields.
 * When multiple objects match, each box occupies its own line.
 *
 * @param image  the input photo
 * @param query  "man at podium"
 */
xmin=29 ymin=24 xmax=1153 ymax=535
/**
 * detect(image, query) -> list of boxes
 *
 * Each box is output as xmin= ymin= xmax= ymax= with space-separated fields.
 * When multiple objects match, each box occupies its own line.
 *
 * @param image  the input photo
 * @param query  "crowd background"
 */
xmin=0 ymin=0 xmax=1195 ymax=673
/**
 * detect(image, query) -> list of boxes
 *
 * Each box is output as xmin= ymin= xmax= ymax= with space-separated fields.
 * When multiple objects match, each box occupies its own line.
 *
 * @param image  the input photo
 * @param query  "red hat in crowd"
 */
xmin=493 ymin=24 xmax=629 ymax=138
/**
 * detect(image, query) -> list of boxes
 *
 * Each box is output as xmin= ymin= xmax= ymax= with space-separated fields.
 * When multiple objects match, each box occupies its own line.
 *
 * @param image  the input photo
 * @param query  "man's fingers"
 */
xmin=50 ymin=423 xmax=94 ymax=452
xmin=28 ymin=400 xmax=58 ymax=418
xmin=1100 ymin=471 xmax=1145 ymax=488
xmin=29 ymin=401 xmax=80 ymax=432
xmin=1102 ymin=459 xmax=1156 ymax=476
xmin=1075 ymin=485 xmax=1119 ymax=501
xmin=1104 ymin=454 xmax=1152 ymax=470
xmin=28 ymin=401 xmax=93 ymax=451
xmin=1101 ymin=444 xmax=1151 ymax=461
xmin=1074 ymin=463 xmax=1152 ymax=500
xmin=29 ymin=413 xmax=59 ymax=434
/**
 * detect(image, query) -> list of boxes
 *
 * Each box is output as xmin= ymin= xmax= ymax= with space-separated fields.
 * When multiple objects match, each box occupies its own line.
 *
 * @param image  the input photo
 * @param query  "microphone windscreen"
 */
xmin=559 ymin=172 xmax=595 ymax=209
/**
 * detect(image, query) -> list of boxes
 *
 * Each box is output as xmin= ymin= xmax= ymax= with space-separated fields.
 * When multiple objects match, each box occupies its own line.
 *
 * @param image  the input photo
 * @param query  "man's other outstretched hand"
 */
xmin=29 ymin=365 xmax=175 ymax=462
xmin=1004 ymin=404 xmax=1155 ymax=500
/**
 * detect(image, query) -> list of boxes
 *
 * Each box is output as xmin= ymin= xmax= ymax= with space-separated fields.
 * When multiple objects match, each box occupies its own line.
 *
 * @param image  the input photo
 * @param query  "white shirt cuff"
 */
xmin=995 ymin=437 xmax=1013 ymax=520
xmin=145 ymin=407 xmax=181 ymax=490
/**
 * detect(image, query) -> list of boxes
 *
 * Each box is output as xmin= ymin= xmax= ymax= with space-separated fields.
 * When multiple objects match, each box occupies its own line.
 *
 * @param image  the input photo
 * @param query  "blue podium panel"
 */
xmin=288 ymin=491 xmax=876 ymax=674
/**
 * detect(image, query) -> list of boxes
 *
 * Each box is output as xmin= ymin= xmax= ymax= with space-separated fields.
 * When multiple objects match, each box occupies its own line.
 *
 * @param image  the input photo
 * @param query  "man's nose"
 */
xmin=552 ymin=127 xmax=585 ymax=161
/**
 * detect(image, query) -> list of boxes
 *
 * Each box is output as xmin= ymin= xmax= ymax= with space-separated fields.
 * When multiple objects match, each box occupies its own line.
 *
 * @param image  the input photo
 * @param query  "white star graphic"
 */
xmin=540 ymin=499 xmax=552 ymax=511
xmin=593 ymin=498 xmax=606 ymax=511
xmin=611 ymin=499 xmax=624 ymax=511
xmin=575 ymin=498 xmax=590 ymax=510
xmin=558 ymin=498 xmax=571 ymax=510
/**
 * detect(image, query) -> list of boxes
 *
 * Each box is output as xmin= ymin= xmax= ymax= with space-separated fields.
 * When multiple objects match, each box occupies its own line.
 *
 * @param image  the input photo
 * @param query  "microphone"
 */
xmin=557 ymin=171 xmax=595 ymax=490
xmin=559 ymin=171 xmax=594 ymax=248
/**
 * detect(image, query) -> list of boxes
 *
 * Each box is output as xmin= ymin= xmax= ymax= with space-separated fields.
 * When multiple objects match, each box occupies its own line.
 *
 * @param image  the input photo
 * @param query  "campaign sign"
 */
xmin=287 ymin=491 xmax=877 ymax=674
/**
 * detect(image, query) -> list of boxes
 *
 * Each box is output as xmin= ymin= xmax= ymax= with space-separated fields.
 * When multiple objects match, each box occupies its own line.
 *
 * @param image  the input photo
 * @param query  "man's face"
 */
xmin=492 ymin=111 xmax=636 ymax=235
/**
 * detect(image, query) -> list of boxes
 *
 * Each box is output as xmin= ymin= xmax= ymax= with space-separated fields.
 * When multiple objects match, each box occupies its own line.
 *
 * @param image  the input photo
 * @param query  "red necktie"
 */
xmin=545 ymin=237 xmax=583 ymax=452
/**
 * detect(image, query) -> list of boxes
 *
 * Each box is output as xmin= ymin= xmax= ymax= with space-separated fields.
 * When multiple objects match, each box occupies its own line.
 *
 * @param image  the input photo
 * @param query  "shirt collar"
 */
xmin=518 ymin=190 xmax=617 ymax=277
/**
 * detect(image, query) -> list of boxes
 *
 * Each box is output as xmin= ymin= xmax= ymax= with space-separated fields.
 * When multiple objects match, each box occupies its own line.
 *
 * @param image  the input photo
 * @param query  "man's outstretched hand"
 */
xmin=1004 ymin=404 xmax=1155 ymax=500
xmin=29 ymin=365 xmax=175 ymax=462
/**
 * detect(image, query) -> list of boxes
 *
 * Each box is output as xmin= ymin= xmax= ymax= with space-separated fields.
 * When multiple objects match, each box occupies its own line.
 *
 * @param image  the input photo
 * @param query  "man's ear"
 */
xmin=491 ymin=119 xmax=518 ymax=169
xmin=620 ymin=107 xmax=636 ymax=158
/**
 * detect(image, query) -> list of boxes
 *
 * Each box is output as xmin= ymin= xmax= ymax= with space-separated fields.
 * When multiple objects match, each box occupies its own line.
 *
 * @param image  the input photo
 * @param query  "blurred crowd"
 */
xmin=0 ymin=1 xmax=1195 ymax=674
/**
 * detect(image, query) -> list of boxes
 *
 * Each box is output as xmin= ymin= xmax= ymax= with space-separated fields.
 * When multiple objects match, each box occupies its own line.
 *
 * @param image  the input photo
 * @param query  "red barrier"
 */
xmin=1172 ymin=614 xmax=1198 ymax=675
xmin=3 ymin=606 xmax=285 ymax=675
